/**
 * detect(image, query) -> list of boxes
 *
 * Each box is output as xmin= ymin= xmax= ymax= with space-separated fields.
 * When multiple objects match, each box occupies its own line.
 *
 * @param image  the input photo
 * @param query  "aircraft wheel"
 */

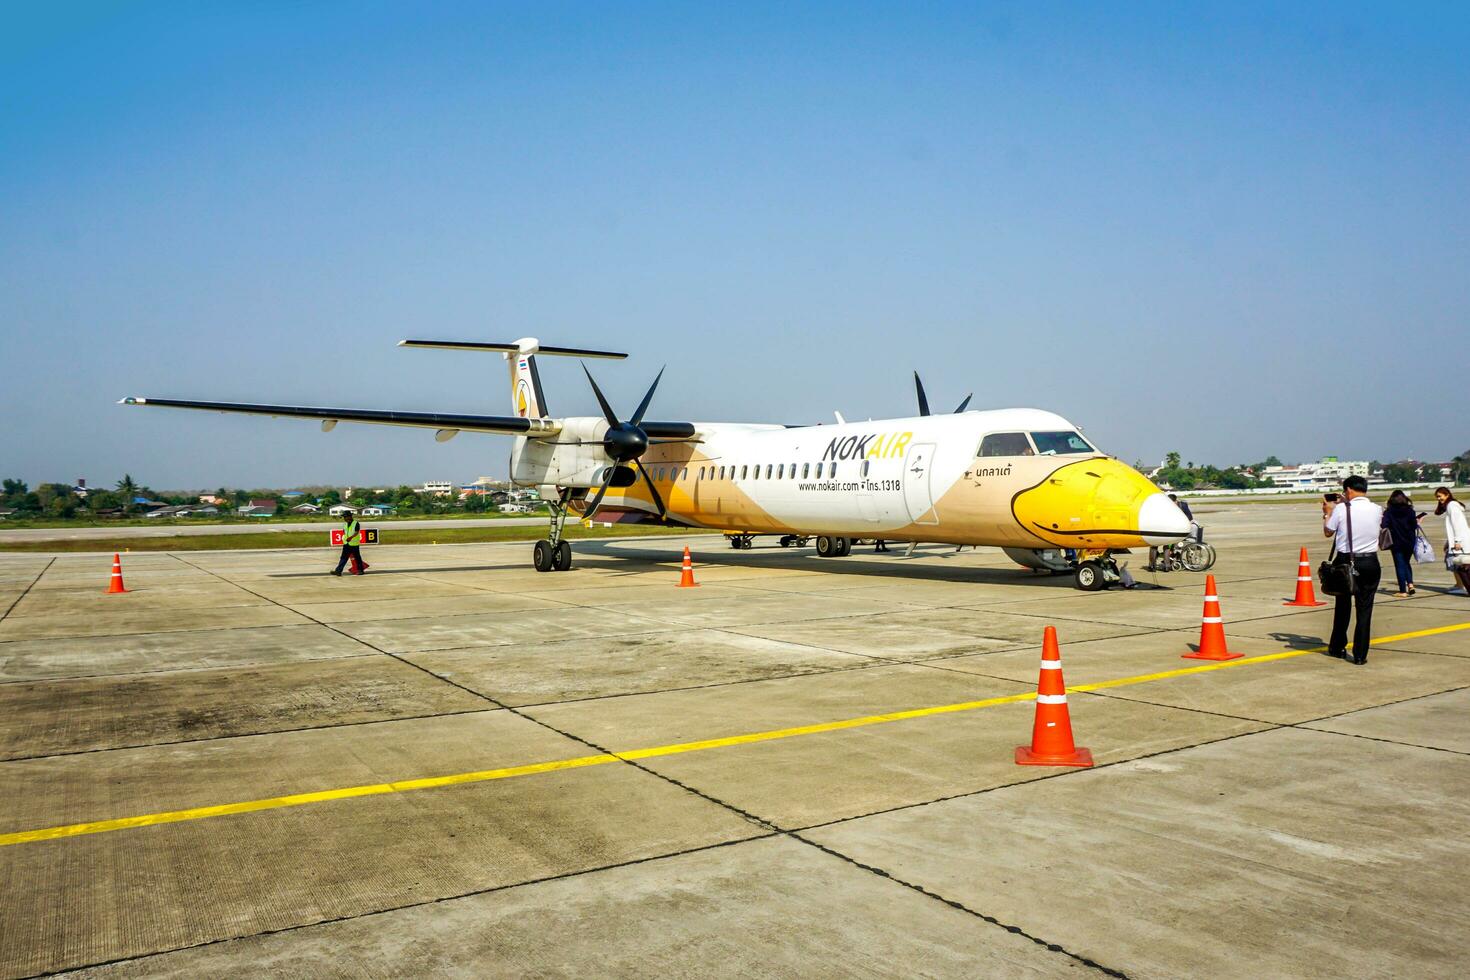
xmin=729 ymin=536 xmax=743 ymax=550
xmin=834 ymin=536 xmax=852 ymax=557
xmin=1181 ymin=542 xmax=1215 ymax=572
xmin=533 ymin=539 xmax=555 ymax=573
xmin=553 ymin=541 xmax=572 ymax=571
xmin=1074 ymin=560 xmax=1107 ymax=591
xmin=815 ymin=535 xmax=834 ymax=558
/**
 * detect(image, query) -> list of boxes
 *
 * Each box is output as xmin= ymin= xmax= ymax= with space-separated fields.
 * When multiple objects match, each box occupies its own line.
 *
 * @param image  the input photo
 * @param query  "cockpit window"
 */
xmin=978 ymin=432 xmax=1034 ymax=457
xmin=1030 ymin=431 xmax=1094 ymax=455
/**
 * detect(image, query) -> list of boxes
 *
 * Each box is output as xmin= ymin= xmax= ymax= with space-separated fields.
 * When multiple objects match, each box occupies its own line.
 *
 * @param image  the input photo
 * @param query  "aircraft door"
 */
xmin=903 ymin=443 xmax=939 ymax=525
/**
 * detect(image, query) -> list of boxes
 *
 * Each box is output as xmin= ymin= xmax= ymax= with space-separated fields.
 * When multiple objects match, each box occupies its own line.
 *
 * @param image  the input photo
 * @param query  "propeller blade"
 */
xmin=629 ymin=366 xmax=665 ymax=426
xmin=582 ymin=469 xmax=616 ymax=522
xmin=953 ymin=393 xmax=972 ymax=413
xmin=582 ymin=365 xmax=621 ymax=427
xmin=634 ymin=459 xmax=666 ymax=518
xmin=914 ymin=372 xmax=931 ymax=417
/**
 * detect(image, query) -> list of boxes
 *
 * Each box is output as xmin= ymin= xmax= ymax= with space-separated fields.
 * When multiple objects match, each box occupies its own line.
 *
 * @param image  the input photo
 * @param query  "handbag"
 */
xmin=1378 ymin=525 xmax=1393 ymax=551
xmin=1318 ymin=499 xmax=1359 ymax=596
xmin=1413 ymin=529 xmax=1435 ymax=564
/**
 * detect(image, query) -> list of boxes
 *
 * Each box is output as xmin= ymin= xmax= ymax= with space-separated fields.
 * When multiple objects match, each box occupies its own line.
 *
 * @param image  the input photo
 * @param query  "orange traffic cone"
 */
xmin=676 ymin=546 xmax=699 ymax=588
xmin=1182 ymin=574 xmax=1243 ymax=660
xmin=105 ymin=553 xmax=128 ymax=594
xmin=1283 ymin=547 xmax=1326 ymax=607
xmin=1015 ymin=626 xmax=1093 ymax=767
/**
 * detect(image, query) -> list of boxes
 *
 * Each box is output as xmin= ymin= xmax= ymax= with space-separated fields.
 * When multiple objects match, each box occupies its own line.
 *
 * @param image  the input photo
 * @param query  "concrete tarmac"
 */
xmin=1 ymin=503 xmax=1468 ymax=977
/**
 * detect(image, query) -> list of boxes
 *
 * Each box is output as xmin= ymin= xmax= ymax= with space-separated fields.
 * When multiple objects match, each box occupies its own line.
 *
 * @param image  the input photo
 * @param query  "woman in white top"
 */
xmin=1435 ymin=487 xmax=1470 ymax=595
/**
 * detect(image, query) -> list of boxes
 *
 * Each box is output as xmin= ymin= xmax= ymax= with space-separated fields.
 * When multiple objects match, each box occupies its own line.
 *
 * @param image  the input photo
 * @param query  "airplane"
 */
xmin=121 ymin=337 xmax=1192 ymax=590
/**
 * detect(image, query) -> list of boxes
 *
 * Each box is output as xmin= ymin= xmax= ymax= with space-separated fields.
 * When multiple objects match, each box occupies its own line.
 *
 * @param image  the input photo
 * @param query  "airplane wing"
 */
xmin=118 ymin=397 xmax=559 ymax=437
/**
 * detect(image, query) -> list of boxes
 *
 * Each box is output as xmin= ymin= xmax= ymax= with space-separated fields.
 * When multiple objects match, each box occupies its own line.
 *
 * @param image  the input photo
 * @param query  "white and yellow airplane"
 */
xmin=122 ymin=338 xmax=1191 ymax=589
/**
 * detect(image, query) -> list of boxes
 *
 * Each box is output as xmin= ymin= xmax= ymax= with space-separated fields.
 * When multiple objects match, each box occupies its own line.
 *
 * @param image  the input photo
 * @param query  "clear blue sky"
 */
xmin=3 ymin=2 xmax=1466 ymax=490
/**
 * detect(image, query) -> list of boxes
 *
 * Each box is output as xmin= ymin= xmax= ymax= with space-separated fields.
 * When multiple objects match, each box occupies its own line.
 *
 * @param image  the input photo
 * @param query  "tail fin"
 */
xmin=398 ymin=338 xmax=627 ymax=420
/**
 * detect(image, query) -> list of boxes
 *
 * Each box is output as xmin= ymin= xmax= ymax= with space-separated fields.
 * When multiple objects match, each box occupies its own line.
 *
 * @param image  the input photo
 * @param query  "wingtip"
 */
xmin=118 ymin=396 xmax=144 ymax=405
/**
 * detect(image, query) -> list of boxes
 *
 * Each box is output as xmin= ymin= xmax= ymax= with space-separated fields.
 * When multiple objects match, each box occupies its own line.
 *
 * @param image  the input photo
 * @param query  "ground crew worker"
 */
xmin=331 ymin=509 xmax=368 ymax=576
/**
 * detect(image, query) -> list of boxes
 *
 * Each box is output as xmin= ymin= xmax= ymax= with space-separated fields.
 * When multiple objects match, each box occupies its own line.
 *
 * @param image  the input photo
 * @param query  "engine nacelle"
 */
xmin=1003 ymin=547 xmax=1073 ymax=572
xmin=511 ymin=417 xmax=610 ymax=488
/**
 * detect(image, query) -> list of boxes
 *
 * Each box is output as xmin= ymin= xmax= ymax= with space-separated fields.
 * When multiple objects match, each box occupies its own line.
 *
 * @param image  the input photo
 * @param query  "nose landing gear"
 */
xmin=1073 ymin=551 xmax=1125 ymax=591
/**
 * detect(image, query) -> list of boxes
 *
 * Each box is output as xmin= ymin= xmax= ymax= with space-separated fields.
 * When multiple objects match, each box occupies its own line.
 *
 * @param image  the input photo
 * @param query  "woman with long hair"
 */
xmin=1380 ymin=489 xmax=1422 ymax=596
xmin=1435 ymin=487 xmax=1470 ymax=595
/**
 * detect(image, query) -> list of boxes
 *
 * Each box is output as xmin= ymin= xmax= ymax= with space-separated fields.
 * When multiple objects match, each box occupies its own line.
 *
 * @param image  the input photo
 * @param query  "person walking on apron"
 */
xmin=331 ymin=509 xmax=369 ymax=576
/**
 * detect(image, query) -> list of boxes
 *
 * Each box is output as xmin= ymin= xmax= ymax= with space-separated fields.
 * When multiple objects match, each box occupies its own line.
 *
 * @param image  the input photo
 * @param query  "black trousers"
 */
xmin=1329 ymin=554 xmax=1381 ymax=659
xmin=334 ymin=544 xmax=362 ymax=574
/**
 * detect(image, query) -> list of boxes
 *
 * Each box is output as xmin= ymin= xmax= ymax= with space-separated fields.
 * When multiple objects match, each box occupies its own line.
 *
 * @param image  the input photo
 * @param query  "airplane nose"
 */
xmin=1137 ymin=492 xmax=1192 ymax=545
xmin=1012 ymin=459 xmax=1190 ymax=549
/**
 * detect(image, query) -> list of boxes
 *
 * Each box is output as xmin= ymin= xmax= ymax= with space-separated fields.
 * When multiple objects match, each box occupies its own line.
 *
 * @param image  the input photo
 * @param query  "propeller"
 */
xmin=913 ymin=372 xmax=972 ymax=416
xmin=581 ymin=365 xmax=670 ymax=521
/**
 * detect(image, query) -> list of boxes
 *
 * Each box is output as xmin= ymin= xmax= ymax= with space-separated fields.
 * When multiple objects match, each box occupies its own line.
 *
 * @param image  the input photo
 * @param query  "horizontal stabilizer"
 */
xmin=118 ymin=397 xmax=559 ymax=436
xmin=398 ymin=340 xmax=627 ymax=359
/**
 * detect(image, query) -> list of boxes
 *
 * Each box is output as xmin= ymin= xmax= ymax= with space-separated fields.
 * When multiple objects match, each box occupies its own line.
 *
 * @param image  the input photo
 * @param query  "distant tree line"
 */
xmin=0 ymin=477 xmax=526 ymax=520
xmin=1139 ymin=450 xmax=1470 ymax=492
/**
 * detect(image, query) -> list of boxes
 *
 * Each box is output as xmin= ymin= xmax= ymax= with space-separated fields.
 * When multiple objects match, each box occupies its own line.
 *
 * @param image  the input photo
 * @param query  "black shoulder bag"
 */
xmin=1318 ymin=500 xmax=1358 ymax=597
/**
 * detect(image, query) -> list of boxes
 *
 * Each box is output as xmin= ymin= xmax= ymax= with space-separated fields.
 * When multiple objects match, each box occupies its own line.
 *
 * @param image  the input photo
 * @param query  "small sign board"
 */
xmin=330 ymin=528 xmax=379 ymax=546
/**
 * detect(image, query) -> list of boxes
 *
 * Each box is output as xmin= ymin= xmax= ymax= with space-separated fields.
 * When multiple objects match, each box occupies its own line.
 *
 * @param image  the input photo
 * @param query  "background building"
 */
xmin=1261 ymin=457 xmax=1374 ymax=490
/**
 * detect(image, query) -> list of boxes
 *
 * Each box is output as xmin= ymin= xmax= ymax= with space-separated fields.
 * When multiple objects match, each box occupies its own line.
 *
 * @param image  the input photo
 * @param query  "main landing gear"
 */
xmin=533 ymin=491 xmax=574 ymax=573
xmin=814 ymin=535 xmax=852 ymax=558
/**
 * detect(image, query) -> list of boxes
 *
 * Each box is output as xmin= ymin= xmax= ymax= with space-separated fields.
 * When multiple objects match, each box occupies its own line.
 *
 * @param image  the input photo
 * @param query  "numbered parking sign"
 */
xmin=330 ymin=528 xmax=379 ymax=545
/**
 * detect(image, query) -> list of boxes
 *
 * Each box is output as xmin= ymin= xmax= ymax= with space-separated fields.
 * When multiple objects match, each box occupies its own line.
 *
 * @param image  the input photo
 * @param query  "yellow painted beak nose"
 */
xmin=1011 ymin=458 xmax=1191 ymax=549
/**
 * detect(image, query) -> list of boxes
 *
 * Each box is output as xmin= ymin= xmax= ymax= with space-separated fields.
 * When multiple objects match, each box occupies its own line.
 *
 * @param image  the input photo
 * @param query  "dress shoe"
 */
xmin=1322 ymin=649 xmax=1348 ymax=660
xmin=1350 ymin=655 xmax=1368 ymax=665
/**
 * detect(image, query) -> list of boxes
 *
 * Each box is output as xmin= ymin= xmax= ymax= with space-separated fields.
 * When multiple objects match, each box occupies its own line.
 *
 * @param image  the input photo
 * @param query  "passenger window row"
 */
xmin=641 ymin=460 xmax=876 ymax=482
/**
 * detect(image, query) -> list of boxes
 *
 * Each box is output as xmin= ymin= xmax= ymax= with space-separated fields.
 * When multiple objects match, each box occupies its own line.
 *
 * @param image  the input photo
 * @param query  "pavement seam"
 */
xmin=14 ymin=833 xmax=780 ymax=980
xmin=169 ymin=554 xmax=519 ymax=707
xmin=0 ymin=558 xmax=55 ymax=622
xmin=1290 ymin=724 xmax=1470 ymax=758
xmin=347 ymin=581 xmax=1114 ymax=968
xmin=1293 ymin=681 xmax=1470 ymax=725
xmin=501 ymin=655 xmax=1127 ymax=975
xmin=791 ymin=728 xmax=1271 ymax=834
xmin=201 ymin=552 xmax=787 ymax=834
xmin=786 ymin=832 xmax=1130 ymax=978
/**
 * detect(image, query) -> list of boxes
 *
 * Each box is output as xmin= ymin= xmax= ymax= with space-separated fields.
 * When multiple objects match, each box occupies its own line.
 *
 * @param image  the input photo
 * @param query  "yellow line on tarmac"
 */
xmin=1073 ymin=620 xmax=1470 ymax=693
xmin=3 ymin=621 xmax=1467 ymax=849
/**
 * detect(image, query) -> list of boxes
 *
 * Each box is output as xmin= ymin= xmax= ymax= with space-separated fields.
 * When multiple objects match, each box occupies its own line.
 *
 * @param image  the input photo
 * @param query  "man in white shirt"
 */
xmin=1322 ymin=476 xmax=1383 ymax=664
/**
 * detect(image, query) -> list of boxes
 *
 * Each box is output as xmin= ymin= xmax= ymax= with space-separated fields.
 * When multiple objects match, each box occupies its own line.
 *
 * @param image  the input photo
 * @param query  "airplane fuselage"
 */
xmin=511 ymin=408 xmax=1188 ymax=552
